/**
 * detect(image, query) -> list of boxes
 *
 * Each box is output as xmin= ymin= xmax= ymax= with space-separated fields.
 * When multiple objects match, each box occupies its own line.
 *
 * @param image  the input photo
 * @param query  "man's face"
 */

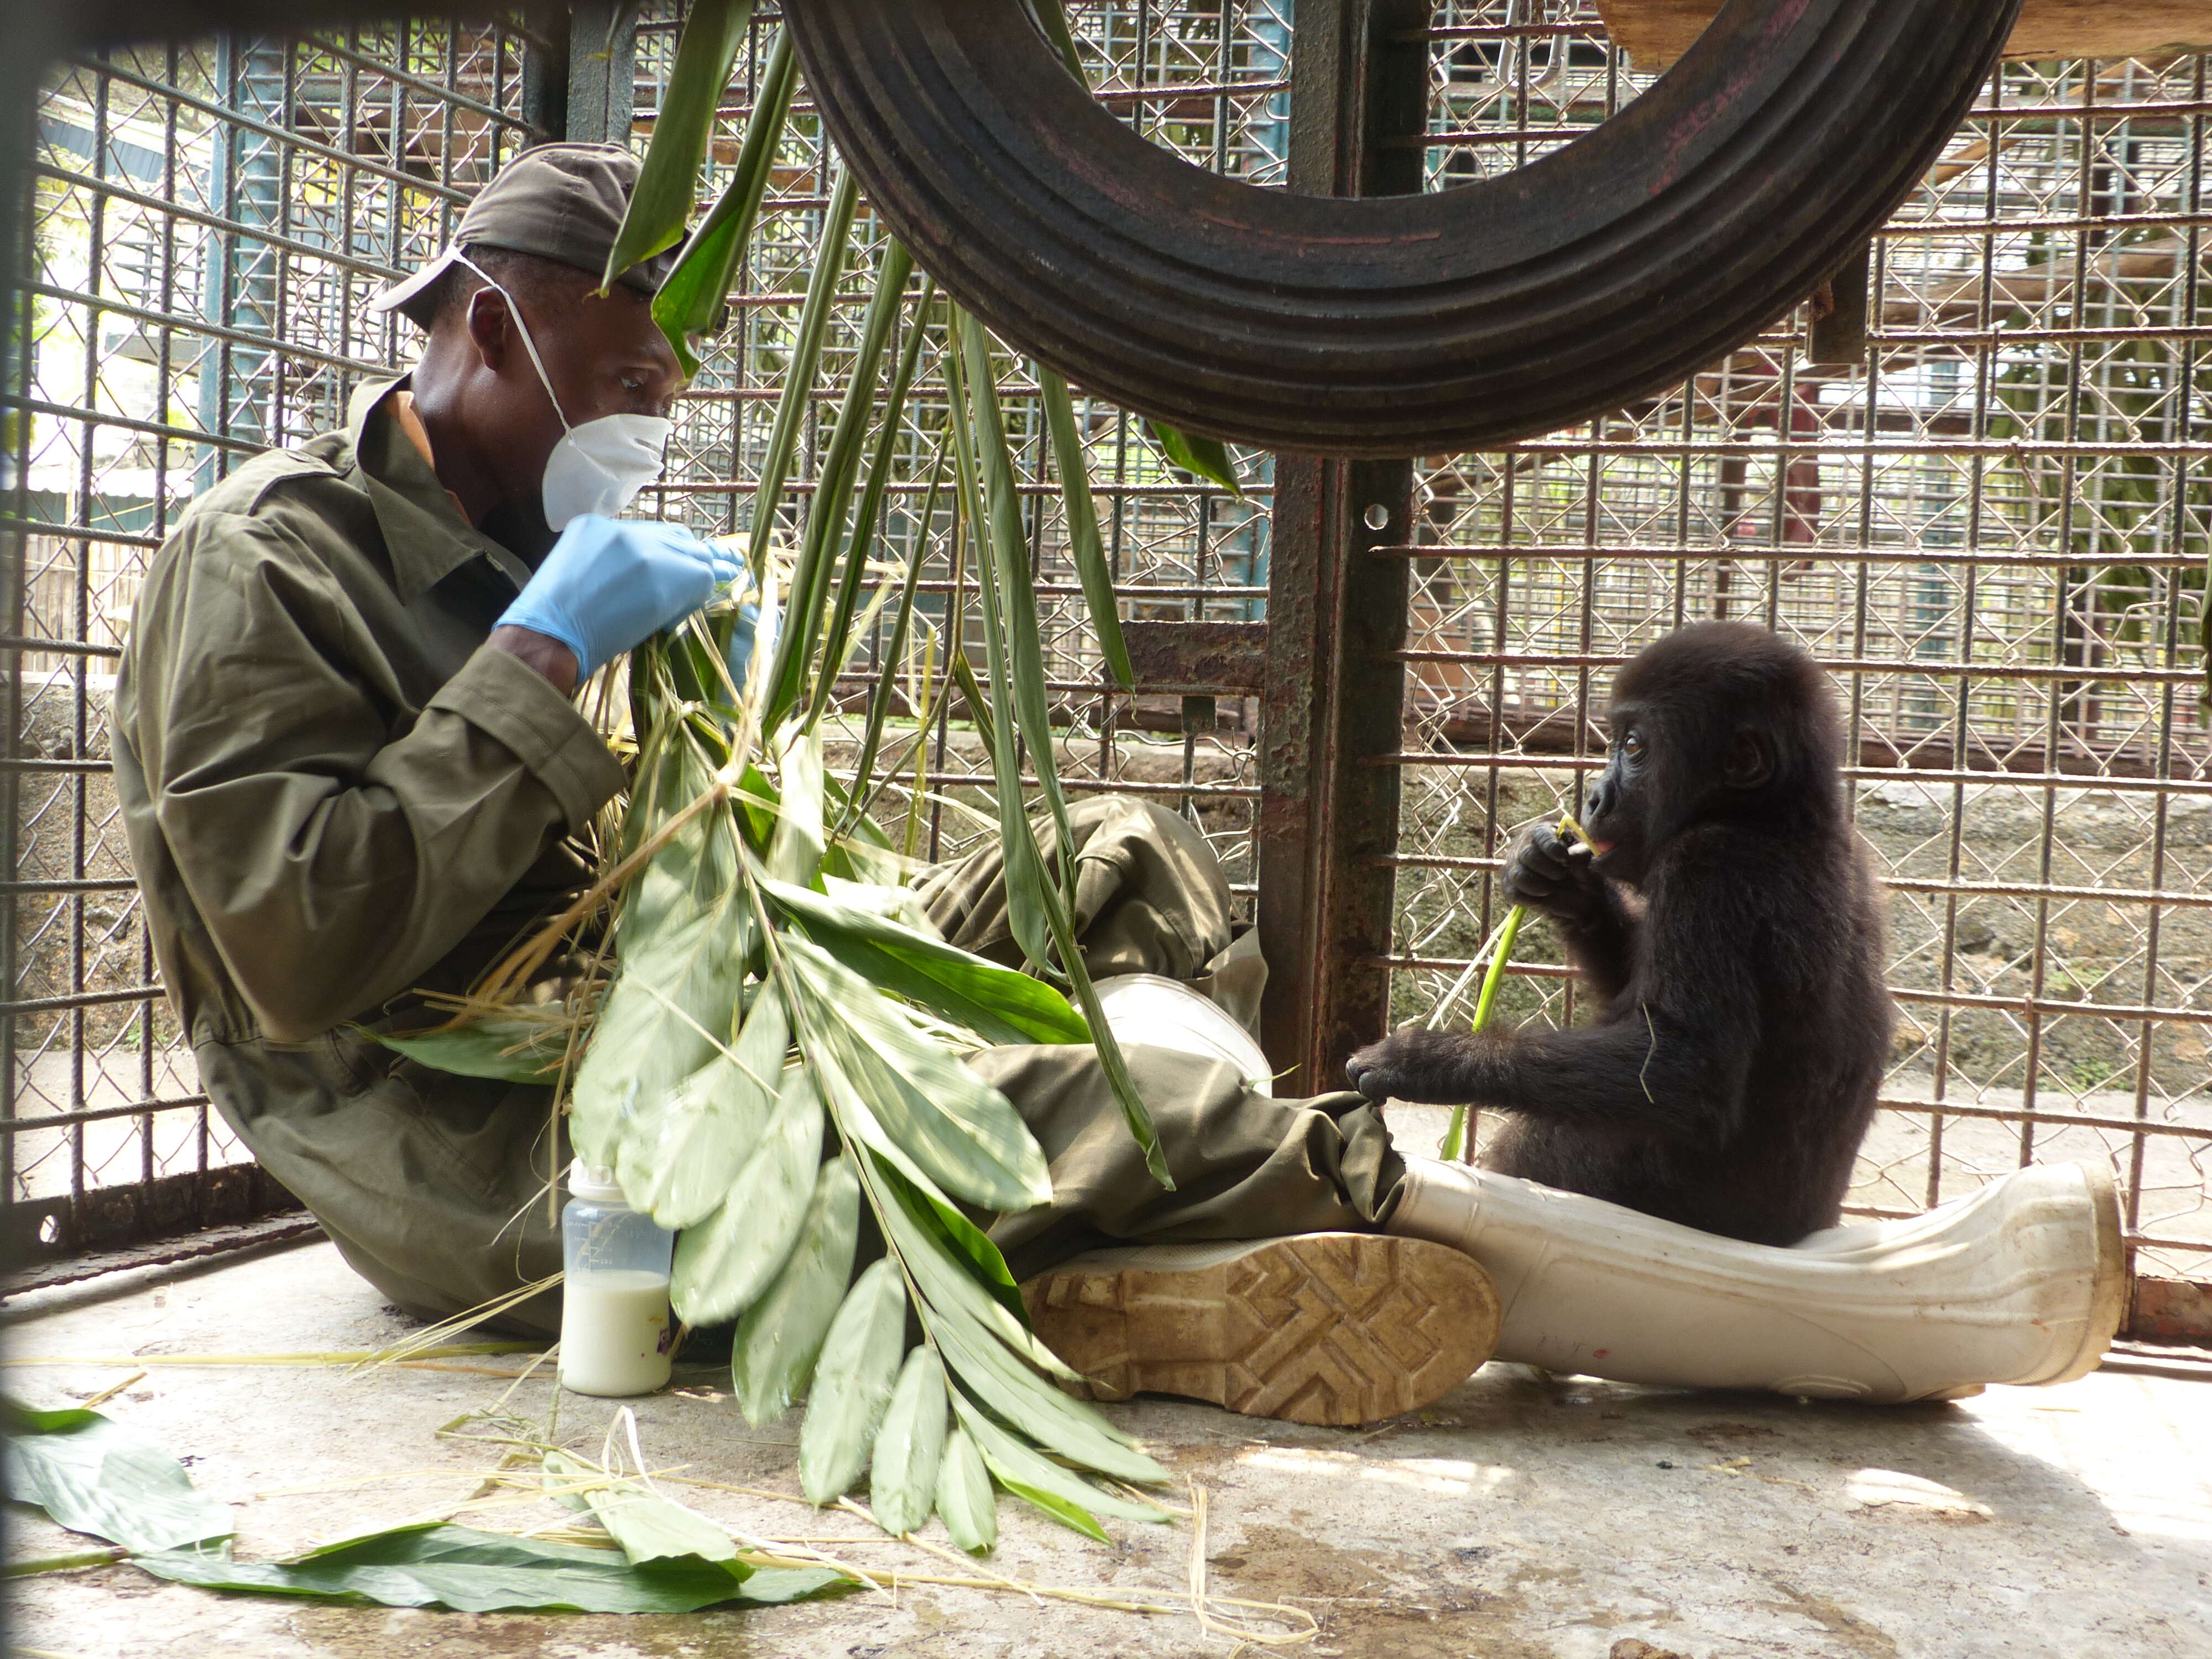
xmin=460 ymin=273 xmax=687 ymax=553
xmin=513 ymin=279 xmax=686 ymax=426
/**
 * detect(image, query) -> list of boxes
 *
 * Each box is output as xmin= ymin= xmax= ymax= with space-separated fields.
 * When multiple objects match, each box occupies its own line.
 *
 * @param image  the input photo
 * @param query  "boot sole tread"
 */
xmin=1020 ymin=1233 xmax=1499 ymax=1428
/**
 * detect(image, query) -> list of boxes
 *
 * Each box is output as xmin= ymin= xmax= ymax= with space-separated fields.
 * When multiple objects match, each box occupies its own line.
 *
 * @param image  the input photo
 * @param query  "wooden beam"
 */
xmin=1595 ymin=0 xmax=2212 ymax=72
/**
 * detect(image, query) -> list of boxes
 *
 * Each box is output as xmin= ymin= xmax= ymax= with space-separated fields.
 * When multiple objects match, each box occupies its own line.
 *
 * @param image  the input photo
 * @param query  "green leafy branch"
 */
xmin=372 ymin=9 xmax=1291 ymax=1548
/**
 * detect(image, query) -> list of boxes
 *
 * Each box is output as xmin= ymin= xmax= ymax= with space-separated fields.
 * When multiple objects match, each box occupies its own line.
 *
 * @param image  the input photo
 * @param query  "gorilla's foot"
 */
xmin=1019 ymin=1233 xmax=1499 ymax=1427
xmin=1389 ymin=1158 xmax=2126 ymax=1404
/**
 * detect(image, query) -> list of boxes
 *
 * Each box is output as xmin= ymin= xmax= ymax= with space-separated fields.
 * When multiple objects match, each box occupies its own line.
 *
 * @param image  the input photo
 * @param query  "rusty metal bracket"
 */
xmin=1809 ymin=239 xmax=1873 ymax=365
xmin=1122 ymin=621 xmax=1269 ymax=695
xmin=785 ymin=0 xmax=2020 ymax=457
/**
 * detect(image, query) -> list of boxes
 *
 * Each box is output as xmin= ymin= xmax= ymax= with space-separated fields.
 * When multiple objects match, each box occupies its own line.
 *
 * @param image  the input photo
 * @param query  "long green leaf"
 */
xmin=373 ymin=1015 xmax=567 ymax=1084
xmin=766 ymin=236 xmax=916 ymax=732
xmin=948 ymin=315 xmax=1171 ymax=1186
xmin=133 ymin=1524 xmax=845 ymax=1612
xmin=823 ymin=278 xmax=942 ymax=739
xmin=1040 ymin=372 xmax=1131 ymax=686
xmin=995 ymin=1475 xmax=1109 ymax=1543
xmin=934 ymin=1426 xmax=997 ymax=1554
xmin=732 ymin=1153 xmax=862 ymax=1425
xmin=945 ymin=643 xmax=1000 ymax=758
xmin=570 ymin=900 xmax=750 ymax=1166
xmin=670 ymin=1061 xmax=823 ymax=1325
xmin=942 ymin=328 xmax=1056 ymax=972
xmin=783 ymin=937 xmax=1052 ymax=1212
xmin=928 ymin=1316 xmax=1165 ymax=1486
xmin=602 ymin=0 xmax=755 ymax=289
xmin=1034 ymin=899 xmax=1173 ymax=1188
xmin=651 ymin=30 xmax=799 ymax=375
xmin=868 ymin=1151 xmax=1078 ymax=1381
xmin=748 ymin=165 xmax=860 ymax=582
xmin=542 ymin=1451 xmax=738 ymax=1568
xmin=951 ymin=1396 xmax=1168 ymax=1530
xmin=1146 ymin=419 xmax=1244 ymax=497
xmin=3 ymin=1399 xmax=233 ymax=1553
xmin=615 ymin=982 xmax=787 ymax=1230
xmin=586 ymin=1486 xmax=736 ymax=1567
xmin=797 ymin=1259 xmax=908 ymax=1504
xmin=956 ymin=312 xmax=1081 ymax=890
xmin=767 ymin=725 xmax=826 ymax=889
xmin=1027 ymin=0 xmax=1085 ymax=77
xmin=869 ymin=1347 xmax=949 ymax=1536
xmin=620 ymin=732 xmax=738 ymax=941
xmin=761 ymin=872 xmax=1089 ymax=1045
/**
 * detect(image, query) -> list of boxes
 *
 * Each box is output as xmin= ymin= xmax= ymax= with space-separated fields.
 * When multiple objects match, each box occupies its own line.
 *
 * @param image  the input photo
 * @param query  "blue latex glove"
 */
xmin=498 ymin=515 xmax=743 ymax=680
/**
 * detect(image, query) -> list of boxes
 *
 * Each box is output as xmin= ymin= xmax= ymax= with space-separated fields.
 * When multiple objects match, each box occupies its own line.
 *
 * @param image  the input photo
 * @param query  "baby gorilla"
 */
xmin=1348 ymin=621 xmax=1891 ymax=1245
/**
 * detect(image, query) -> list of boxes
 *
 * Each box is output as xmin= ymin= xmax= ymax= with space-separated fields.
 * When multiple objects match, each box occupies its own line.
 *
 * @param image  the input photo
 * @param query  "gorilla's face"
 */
xmin=1581 ymin=688 xmax=1780 ymax=889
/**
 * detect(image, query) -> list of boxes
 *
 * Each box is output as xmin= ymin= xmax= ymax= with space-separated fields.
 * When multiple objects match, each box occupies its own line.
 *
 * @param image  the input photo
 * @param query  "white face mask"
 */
xmin=455 ymin=254 xmax=674 ymax=531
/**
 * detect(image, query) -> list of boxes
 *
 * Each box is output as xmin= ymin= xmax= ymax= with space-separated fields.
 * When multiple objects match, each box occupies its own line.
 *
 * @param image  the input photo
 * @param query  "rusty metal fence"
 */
xmin=7 ymin=1 xmax=2211 ymax=1309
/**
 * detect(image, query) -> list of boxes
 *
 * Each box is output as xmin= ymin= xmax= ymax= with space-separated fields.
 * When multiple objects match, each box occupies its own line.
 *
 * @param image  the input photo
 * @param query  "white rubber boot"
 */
xmin=1386 ymin=1157 xmax=2125 ymax=1402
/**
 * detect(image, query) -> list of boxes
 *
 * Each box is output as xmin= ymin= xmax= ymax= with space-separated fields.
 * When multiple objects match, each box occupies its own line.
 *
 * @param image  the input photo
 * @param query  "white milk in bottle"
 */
xmin=559 ymin=1162 xmax=675 ymax=1397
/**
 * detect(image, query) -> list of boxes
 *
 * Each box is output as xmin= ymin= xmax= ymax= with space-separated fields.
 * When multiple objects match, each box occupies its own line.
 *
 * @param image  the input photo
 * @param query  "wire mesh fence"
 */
xmin=4 ymin=19 xmax=540 ymax=1260
xmin=5 ymin=1 xmax=2209 ymax=1287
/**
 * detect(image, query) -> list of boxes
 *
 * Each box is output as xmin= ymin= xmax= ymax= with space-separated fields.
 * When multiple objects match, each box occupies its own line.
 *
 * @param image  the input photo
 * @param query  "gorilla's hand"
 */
xmin=1347 ymin=1026 xmax=1481 ymax=1104
xmin=1501 ymin=822 xmax=1606 ymax=924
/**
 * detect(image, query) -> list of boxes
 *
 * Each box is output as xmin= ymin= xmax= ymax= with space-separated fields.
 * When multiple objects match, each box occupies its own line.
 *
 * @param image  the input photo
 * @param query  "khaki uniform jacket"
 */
xmin=114 ymin=376 xmax=623 ymax=1319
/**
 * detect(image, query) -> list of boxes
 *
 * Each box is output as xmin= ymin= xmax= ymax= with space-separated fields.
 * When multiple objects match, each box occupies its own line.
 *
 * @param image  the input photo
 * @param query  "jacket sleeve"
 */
xmin=125 ymin=508 xmax=625 ymax=1042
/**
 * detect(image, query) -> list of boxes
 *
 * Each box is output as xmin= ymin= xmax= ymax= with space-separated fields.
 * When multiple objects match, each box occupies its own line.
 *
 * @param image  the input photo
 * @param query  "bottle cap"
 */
xmin=567 ymin=1159 xmax=627 ymax=1203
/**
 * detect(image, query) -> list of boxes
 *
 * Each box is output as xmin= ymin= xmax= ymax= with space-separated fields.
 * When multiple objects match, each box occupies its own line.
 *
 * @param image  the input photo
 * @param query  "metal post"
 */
xmin=564 ymin=0 xmax=637 ymax=147
xmin=522 ymin=8 xmax=572 ymax=145
xmin=1258 ymin=0 xmax=1427 ymax=1094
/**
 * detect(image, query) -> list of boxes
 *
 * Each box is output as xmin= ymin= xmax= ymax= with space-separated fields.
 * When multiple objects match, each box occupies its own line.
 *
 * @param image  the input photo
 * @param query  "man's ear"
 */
xmin=1723 ymin=726 xmax=1774 ymax=789
xmin=465 ymin=285 xmax=512 ymax=371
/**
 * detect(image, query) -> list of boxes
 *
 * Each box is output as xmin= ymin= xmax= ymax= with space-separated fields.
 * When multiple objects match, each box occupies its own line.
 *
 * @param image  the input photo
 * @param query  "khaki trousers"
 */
xmin=206 ymin=797 xmax=1398 ymax=1334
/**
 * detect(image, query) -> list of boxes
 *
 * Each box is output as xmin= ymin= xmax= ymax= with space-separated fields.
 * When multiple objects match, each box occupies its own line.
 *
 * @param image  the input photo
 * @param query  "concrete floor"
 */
xmin=8 ymin=1232 xmax=2210 ymax=1659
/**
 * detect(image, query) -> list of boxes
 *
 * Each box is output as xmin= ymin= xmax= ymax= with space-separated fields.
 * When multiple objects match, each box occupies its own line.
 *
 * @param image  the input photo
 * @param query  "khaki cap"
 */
xmin=369 ymin=142 xmax=679 ymax=326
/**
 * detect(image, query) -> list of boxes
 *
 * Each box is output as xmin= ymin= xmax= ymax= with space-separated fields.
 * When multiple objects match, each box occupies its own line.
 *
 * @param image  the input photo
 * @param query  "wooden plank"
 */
xmin=1595 ymin=0 xmax=2212 ymax=72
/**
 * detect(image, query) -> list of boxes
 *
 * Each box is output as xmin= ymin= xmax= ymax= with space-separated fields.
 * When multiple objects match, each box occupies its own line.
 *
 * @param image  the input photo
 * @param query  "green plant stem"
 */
xmin=3 ymin=1548 xmax=129 ymax=1578
xmin=842 ymin=437 xmax=950 ymax=828
xmin=748 ymin=166 xmax=860 ymax=582
xmin=1439 ymin=905 xmax=1523 ymax=1165
xmin=807 ymin=265 xmax=936 ymax=732
xmin=768 ymin=232 xmax=914 ymax=731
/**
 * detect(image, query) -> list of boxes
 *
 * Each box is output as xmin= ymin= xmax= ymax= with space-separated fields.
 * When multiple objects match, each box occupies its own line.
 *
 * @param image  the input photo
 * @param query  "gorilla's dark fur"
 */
xmin=1348 ymin=622 xmax=1891 ymax=1245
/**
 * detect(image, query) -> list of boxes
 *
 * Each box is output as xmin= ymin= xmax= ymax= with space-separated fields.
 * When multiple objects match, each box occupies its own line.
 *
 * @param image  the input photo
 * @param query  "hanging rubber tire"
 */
xmin=785 ymin=0 xmax=2017 ymax=458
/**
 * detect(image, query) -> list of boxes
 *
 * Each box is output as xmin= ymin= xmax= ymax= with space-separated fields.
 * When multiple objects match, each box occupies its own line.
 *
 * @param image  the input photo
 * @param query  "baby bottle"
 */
xmin=558 ymin=1160 xmax=675 ymax=1397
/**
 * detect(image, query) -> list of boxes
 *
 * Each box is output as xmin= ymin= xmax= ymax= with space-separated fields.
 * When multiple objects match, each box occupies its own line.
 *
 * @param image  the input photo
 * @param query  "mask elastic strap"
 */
xmin=452 ymin=251 xmax=571 ymax=434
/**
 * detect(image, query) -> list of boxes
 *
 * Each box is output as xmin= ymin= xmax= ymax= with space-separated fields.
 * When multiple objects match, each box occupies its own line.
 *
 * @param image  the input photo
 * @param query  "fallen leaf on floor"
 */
xmin=3 ymin=1397 xmax=233 ymax=1554
xmin=133 ymin=1522 xmax=849 ymax=1613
